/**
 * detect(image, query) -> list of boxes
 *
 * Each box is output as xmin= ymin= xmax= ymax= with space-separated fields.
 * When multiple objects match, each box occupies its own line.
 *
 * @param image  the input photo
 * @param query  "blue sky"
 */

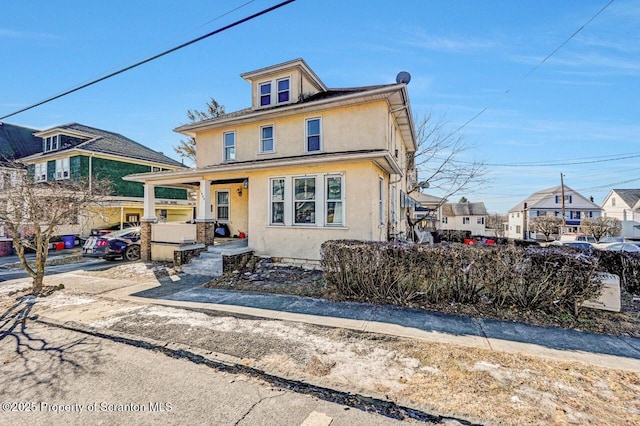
xmin=1 ymin=0 xmax=638 ymax=213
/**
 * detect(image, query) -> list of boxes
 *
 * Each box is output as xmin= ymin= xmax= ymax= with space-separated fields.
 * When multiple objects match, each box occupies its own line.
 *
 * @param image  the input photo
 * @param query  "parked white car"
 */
xmin=594 ymin=236 xmax=625 ymax=250
xmin=601 ymin=242 xmax=640 ymax=253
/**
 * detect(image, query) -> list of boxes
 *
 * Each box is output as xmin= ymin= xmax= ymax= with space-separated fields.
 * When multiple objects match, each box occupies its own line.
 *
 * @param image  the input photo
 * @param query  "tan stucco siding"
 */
xmin=240 ymin=161 xmax=389 ymax=261
xmin=195 ymin=101 xmax=390 ymax=167
xmin=210 ymin=181 xmax=249 ymax=237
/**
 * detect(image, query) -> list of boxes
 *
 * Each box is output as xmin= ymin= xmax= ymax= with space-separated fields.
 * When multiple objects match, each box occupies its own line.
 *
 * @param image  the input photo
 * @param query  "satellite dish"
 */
xmin=396 ymin=71 xmax=411 ymax=84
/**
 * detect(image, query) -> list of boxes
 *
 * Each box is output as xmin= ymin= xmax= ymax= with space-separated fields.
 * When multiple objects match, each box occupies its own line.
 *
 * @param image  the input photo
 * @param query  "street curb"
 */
xmin=33 ymin=315 xmax=482 ymax=425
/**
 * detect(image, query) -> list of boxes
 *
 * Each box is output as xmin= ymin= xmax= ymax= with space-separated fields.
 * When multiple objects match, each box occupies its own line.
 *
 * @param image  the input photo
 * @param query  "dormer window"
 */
xmin=260 ymin=82 xmax=271 ymax=106
xmin=258 ymin=77 xmax=291 ymax=107
xmin=277 ymin=78 xmax=290 ymax=103
xmin=44 ymin=135 xmax=59 ymax=152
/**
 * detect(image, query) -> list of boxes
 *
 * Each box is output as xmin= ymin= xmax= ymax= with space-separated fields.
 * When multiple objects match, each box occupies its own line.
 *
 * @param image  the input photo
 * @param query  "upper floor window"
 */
xmin=223 ymin=131 xmax=236 ymax=161
xmin=306 ymin=117 xmax=321 ymax=152
xmin=259 ymin=77 xmax=290 ymax=107
xmin=463 ymin=217 xmax=470 ymax=224
xmin=44 ymin=135 xmax=59 ymax=152
xmin=35 ymin=162 xmax=47 ymax=182
xmin=477 ymin=217 xmax=484 ymax=225
xmin=55 ymin=158 xmax=70 ymax=180
xmin=277 ymin=78 xmax=290 ymax=103
xmin=260 ymin=125 xmax=274 ymax=153
xmin=612 ymin=197 xmax=616 ymax=207
xmin=260 ymin=82 xmax=271 ymax=106
xmin=442 ymin=217 xmax=448 ymax=224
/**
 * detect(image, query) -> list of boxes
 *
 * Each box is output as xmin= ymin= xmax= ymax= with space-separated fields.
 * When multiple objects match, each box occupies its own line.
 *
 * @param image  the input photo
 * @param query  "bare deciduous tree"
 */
xmin=580 ymin=216 xmax=621 ymax=241
xmin=404 ymin=112 xmax=487 ymax=239
xmin=486 ymin=213 xmax=507 ymax=238
xmin=410 ymin=112 xmax=487 ymax=201
xmin=174 ymin=97 xmax=225 ymax=165
xmin=0 ymin=164 xmax=111 ymax=294
xmin=530 ymin=215 xmax=563 ymax=241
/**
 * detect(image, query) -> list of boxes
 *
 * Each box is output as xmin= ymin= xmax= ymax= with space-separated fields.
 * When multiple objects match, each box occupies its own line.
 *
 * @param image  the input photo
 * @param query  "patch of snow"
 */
xmin=36 ymin=294 xmax=96 ymax=308
xmin=0 ymin=281 xmax=31 ymax=295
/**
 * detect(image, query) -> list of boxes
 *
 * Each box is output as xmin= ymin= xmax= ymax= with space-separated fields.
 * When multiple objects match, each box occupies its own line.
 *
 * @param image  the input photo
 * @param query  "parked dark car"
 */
xmin=82 ymin=227 xmax=141 ymax=261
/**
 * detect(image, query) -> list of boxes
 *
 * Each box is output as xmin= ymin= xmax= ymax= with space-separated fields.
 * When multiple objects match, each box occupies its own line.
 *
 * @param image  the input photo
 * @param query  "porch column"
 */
xmin=195 ymin=179 xmax=215 ymax=245
xmin=141 ymin=183 xmax=157 ymax=262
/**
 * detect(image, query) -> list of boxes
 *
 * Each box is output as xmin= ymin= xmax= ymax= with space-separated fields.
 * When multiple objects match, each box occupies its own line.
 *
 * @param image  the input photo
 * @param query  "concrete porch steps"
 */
xmin=180 ymin=239 xmax=251 ymax=277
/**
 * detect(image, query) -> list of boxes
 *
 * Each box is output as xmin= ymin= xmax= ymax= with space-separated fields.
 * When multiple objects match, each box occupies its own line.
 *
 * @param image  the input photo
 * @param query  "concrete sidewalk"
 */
xmin=114 ymin=277 xmax=640 ymax=372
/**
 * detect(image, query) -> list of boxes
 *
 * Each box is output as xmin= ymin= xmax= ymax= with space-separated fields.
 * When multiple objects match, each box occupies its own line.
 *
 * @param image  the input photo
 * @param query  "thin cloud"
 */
xmin=0 ymin=28 xmax=60 ymax=40
xmin=399 ymin=27 xmax=500 ymax=53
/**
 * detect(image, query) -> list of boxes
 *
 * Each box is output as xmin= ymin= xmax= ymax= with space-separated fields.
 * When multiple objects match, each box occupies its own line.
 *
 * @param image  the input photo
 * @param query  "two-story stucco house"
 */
xmin=601 ymin=189 xmax=640 ymax=239
xmin=508 ymin=185 xmax=602 ymax=240
xmin=125 ymin=58 xmax=417 ymax=263
xmin=18 ymin=123 xmax=192 ymax=237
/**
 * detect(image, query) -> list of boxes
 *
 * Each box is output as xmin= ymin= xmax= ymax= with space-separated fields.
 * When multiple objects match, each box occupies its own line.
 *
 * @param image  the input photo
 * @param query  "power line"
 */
xmin=0 ymin=0 xmax=295 ymax=121
xmin=442 ymin=151 xmax=640 ymax=167
xmin=450 ymin=0 xmax=615 ymax=136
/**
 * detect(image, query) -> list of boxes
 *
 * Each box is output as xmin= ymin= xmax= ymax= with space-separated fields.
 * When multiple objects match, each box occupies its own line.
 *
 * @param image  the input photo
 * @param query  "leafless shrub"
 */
xmin=320 ymin=241 xmax=603 ymax=315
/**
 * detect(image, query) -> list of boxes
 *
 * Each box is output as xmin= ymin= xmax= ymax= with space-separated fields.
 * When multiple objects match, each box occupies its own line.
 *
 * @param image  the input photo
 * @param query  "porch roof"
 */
xmin=123 ymin=149 xmax=403 ymax=186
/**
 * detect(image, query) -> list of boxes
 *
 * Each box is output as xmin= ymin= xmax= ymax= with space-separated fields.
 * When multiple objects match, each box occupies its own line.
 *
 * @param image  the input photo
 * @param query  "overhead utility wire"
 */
xmin=0 ymin=0 xmax=295 ymax=121
xmin=441 ymin=151 xmax=640 ymax=167
xmin=449 ymin=0 xmax=615 ymax=136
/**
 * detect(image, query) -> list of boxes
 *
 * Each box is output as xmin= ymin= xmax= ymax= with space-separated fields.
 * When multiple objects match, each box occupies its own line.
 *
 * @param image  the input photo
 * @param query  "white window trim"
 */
xmin=378 ymin=177 xmax=384 ymax=226
xmin=223 ymin=131 xmax=236 ymax=162
xmin=35 ymin=162 xmax=47 ymax=182
xmin=269 ymin=177 xmax=286 ymax=225
xmin=55 ymin=157 xmax=70 ymax=180
xmin=215 ymin=190 xmax=230 ymax=221
xmin=266 ymin=173 xmax=347 ymax=229
xmin=257 ymin=76 xmax=291 ymax=108
xmin=305 ymin=117 xmax=322 ymax=153
xmin=259 ymin=124 xmax=275 ymax=154
xmin=325 ymin=174 xmax=345 ymax=226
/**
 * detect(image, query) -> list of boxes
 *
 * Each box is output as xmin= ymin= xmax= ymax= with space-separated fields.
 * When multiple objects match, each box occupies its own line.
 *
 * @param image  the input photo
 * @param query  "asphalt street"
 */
xmin=0 ymin=321 xmax=407 ymax=426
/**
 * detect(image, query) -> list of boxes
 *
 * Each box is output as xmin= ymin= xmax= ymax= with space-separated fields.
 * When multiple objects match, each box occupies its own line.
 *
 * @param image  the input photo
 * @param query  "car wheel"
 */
xmin=124 ymin=245 xmax=141 ymax=261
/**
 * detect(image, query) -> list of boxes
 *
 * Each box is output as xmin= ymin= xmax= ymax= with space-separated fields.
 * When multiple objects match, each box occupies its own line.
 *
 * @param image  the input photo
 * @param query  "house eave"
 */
xmin=124 ymin=151 xmax=402 ymax=185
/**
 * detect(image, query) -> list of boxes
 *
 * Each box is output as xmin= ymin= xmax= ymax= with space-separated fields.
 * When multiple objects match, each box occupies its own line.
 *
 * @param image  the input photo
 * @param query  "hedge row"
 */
xmin=320 ymin=240 xmax=608 ymax=315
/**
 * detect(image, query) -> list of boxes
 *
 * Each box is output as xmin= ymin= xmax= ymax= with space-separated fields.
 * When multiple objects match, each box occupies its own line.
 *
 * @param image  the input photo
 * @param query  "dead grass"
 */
xmin=390 ymin=340 xmax=640 ymax=425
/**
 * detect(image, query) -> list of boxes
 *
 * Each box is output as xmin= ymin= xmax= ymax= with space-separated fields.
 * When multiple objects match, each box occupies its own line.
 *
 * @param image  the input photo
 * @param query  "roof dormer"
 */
xmin=240 ymin=58 xmax=327 ymax=110
xmin=34 ymin=126 xmax=91 ymax=153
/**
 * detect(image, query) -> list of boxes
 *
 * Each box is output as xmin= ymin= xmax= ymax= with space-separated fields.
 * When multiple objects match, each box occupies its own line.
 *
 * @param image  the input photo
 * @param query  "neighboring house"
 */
xmin=125 ymin=58 xmax=417 ymax=263
xmin=507 ymin=185 xmax=602 ymax=240
xmin=18 ymin=123 xmax=191 ymax=237
xmin=440 ymin=202 xmax=488 ymax=236
xmin=0 ymin=122 xmax=42 ymax=240
xmin=412 ymin=192 xmax=445 ymax=229
xmin=601 ymin=189 xmax=640 ymax=239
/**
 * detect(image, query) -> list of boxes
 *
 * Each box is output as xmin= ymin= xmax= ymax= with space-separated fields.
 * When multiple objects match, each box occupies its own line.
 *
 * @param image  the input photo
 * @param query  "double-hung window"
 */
xmin=35 ymin=162 xmax=47 ymax=182
xmin=325 ymin=176 xmax=343 ymax=226
xmin=216 ymin=191 xmax=229 ymax=220
xmin=260 ymin=125 xmax=274 ymax=153
xmin=223 ymin=131 xmax=235 ymax=161
xmin=260 ymin=82 xmax=271 ymax=106
xmin=306 ymin=118 xmax=321 ymax=152
xmin=277 ymin=78 xmax=290 ymax=103
xmin=294 ymin=177 xmax=316 ymax=224
xmin=44 ymin=135 xmax=59 ymax=152
xmin=55 ymin=158 xmax=70 ymax=180
xmin=463 ymin=217 xmax=470 ymax=224
xmin=270 ymin=178 xmax=285 ymax=225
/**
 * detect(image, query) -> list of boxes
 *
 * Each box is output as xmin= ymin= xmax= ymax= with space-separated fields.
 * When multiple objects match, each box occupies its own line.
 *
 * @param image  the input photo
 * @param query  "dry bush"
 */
xmin=320 ymin=241 xmax=603 ymax=315
xmin=595 ymin=250 xmax=640 ymax=294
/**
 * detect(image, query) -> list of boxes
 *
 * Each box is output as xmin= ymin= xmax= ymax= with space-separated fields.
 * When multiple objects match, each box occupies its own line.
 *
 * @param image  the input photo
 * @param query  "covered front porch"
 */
xmin=132 ymin=172 xmax=250 ymax=262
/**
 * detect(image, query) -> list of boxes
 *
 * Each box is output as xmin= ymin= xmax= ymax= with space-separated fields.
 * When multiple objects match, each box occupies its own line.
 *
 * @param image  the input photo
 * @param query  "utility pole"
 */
xmin=560 ymin=173 xmax=566 ymax=234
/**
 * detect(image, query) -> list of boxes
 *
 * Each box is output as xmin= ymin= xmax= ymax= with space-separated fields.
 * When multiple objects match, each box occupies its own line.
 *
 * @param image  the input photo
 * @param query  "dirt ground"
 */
xmin=3 ymin=262 xmax=640 ymax=425
xmin=204 ymin=257 xmax=640 ymax=338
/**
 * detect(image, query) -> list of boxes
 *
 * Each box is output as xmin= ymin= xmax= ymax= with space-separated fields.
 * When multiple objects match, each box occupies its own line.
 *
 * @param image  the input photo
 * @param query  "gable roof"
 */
xmin=611 ymin=189 xmax=640 ymax=209
xmin=509 ymin=185 xmax=600 ymax=212
xmin=0 ymin=122 xmax=41 ymax=163
xmin=26 ymin=123 xmax=185 ymax=168
xmin=442 ymin=202 xmax=487 ymax=217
